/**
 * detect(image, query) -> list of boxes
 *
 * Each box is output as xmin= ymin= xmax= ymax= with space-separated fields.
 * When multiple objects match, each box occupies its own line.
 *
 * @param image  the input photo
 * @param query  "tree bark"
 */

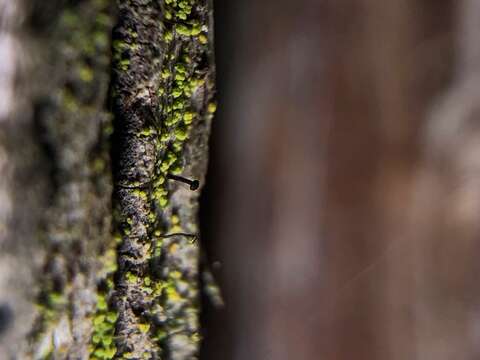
xmin=0 ymin=0 xmax=215 ymax=359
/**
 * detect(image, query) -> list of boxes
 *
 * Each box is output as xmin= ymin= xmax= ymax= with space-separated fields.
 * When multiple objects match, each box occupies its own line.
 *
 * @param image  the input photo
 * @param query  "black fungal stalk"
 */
xmin=166 ymin=174 xmax=200 ymax=190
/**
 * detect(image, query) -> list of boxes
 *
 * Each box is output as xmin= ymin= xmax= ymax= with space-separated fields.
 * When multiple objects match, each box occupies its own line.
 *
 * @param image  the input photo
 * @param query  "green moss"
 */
xmin=208 ymin=102 xmax=217 ymax=114
xmin=48 ymin=292 xmax=67 ymax=308
xmin=170 ymin=270 xmax=182 ymax=279
xmin=79 ymin=65 xmax=94 ymax=82
xmin=97 ymin=295 xmax=108 ymax=311
xmin=198 ymin=34 xmax=208 ymax=44
xmin=183 ymin=111 xmax=194 ymax=124
xmin=171 ymin=89 xmax=181 ymax=98
xmin=113 ymin=40 xmax=128 ymax=50
xmin=138 ymin=323 xmax=150 ymax=334
xmin=171 ymin=141 xmax=183 ymax=153
xmin=90 ymin=231 xmax=118 ymax=358
xmin=126 ymin=271 xmax=139 ymax=284
xmin=153 ymin=187 xmax=168 ymax=200
xmin=191 ymin=25 xmax=202 ymax=36
xmin=159 ymin=197 xmax=168 ymax=208
xmin=93 ymin=315 xmax=106 ymax=326
xmin=126 ymin=28 xmax=138 ymax=38
xmin=175 ymin=64 xmax=186 ymax=73
xmin=106 ymin=311 xmax=118 ymax=323
xmin=120 ymin=59 xmax=130 ymax=71
xmin=132 ymin=189 xmax=148 ymax=200
xmin=161 ymin=70 xmax=171 ymax=79
xmin=90 ymin=292 xmax=117 ymax=358
xmin=174 ymin=72 xmax=186 ymax=81
xmin=138 ymin=128 xmax=155 ymax=137
xmin=161 ymin=30 xmax=172 ymax=43
xmin=176 ymin=25 xmax=191 ymax=36
xmin=165 ymin=285 xmax=181 ymax=302
xmin=152 ymin=329 xmax=168 ymax=342
xmin=169 ymin=163 xmax=182 ymax=175
xmin=174 ymin=127 xmax=188 ymax=141
xmin=92 ymin=347 xmax=117 ymax=359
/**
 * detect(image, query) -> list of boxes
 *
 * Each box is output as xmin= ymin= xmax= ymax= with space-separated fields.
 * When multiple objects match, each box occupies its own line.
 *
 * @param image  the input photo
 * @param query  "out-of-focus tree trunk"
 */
xmin=0 ymin=1 xmax=50 ymax=357
xmin=0 ymin=0 xmax=215 ymax=359
xmin=203 ymin=1 xmax=480 ymax=360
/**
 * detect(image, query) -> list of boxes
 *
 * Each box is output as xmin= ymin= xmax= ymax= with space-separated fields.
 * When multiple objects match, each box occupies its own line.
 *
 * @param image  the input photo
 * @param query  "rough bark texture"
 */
xmin=0 ymin=1 xmax=51 ymax=357
xmin=0 ymin=0 xmax=215 ymax=359
xmin=25 ymin=1 xmax=117 ymax=359
xmin=109 ymin=0 xmax=214 ymax=359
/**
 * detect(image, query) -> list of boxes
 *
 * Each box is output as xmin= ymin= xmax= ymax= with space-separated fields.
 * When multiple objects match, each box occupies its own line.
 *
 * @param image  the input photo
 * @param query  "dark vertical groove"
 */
xmin=199 ymin=0 xmax=237 ymax=359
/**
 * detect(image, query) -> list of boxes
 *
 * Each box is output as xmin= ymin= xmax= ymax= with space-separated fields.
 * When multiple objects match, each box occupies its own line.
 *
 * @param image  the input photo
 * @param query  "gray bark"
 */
xmin=0 ymin=0 xmax=215 ymax=359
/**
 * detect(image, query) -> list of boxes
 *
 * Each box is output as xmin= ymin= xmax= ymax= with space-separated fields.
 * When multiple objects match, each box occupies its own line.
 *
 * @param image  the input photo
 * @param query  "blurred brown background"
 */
xmin=201 ymin=1 xmax=480 ymax=359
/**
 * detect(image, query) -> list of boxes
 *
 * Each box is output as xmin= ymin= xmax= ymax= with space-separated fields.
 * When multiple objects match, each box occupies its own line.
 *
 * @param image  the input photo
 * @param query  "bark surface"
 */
xmin=0 ymin=0 xmax=215 ymax=359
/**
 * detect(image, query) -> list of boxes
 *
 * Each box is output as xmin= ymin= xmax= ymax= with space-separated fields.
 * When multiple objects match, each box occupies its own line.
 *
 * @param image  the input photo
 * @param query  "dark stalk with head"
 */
xmin=166 ymin=174 xmax=200 ymax=191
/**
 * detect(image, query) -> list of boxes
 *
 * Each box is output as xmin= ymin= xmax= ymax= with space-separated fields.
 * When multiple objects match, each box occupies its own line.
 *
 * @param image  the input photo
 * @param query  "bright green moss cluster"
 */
xmin=149 ymin=46 xmax=206 ymax=210
xmin=164 ymin=0 xmax=209 ymax=44
xmin=89 ymin=244 xmax=119 ymax=359
xmin=165 ymin=0 xmax=193 ymax=21
xmin=89 ymin=295 xmax=118 ymax=359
